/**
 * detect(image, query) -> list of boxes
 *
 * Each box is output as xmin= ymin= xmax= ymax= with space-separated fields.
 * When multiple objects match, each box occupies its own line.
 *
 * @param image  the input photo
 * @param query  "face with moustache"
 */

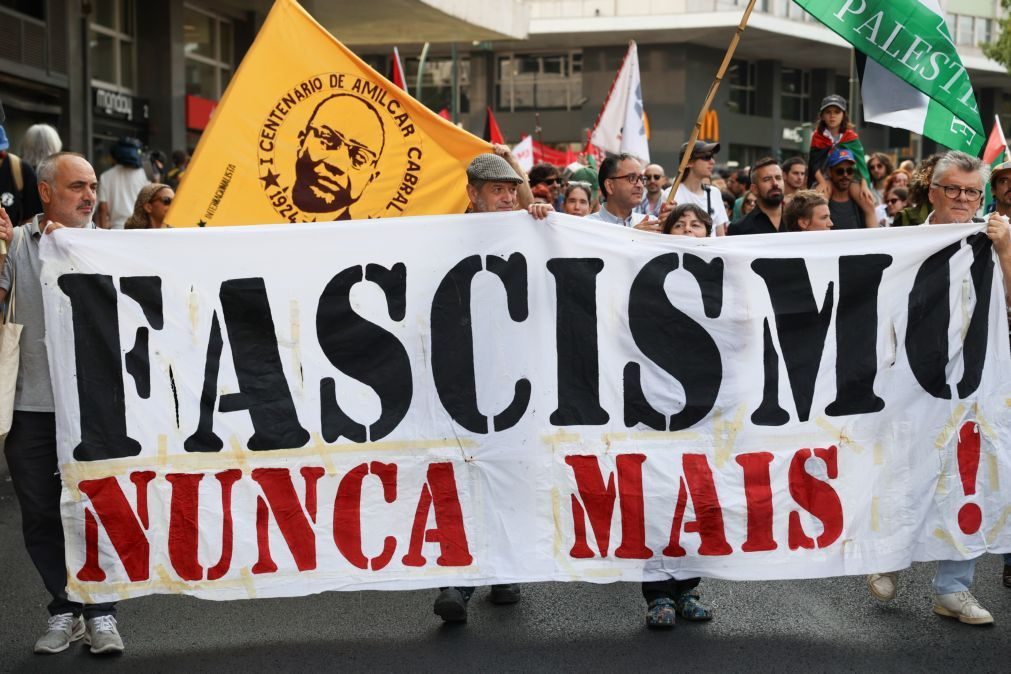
xmin=39 ymin=155 xmax=98 ymax=228
xmin=751 ymin=163 xmax=785 ymax=209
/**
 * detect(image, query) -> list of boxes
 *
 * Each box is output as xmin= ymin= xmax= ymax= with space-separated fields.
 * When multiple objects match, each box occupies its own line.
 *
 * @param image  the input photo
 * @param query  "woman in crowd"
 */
xmin=882 ymin=187 xmax=909 ymax=227
xmin=740 ymin=192 xmax=757 ymax=217
xmin=662 ymin=203 xmax=711 ymax=237
xmin=783 ymin=190 xmax=833 ymax=232
xmin=562 ymin=183 xmax=592 ymax=217
xmin=124 ymin=183 xmax=174 ymax=229
xmin=893 ymin=153 xmax=942 ymax=226
xmin=19 ymin=123 xmax=62 ymax=170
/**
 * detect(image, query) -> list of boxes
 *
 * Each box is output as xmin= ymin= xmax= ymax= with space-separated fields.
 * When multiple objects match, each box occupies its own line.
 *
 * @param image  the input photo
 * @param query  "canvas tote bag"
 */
xmin=0 ymin=227 xmax=24 ymax=437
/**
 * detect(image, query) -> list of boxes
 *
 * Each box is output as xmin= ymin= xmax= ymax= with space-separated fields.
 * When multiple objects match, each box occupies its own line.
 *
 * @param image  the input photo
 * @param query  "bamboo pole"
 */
xmin=665 ymin=0 xmax=759 ymax=206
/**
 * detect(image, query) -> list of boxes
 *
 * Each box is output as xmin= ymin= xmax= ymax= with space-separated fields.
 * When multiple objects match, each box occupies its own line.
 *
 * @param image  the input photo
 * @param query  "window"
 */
xmin=957 ymin=15 xmax=974 ymax=46
xmin=0 ymin=0 xmax=44 ymax=20
xmin=404 ymin=56 xmax=471 ymax=115
xmin=183 ymin=5 xmax=234 ymax=100
xmin=90 ymin=0 xmax=135 ymax=91
xmin=780 ymin=67 xmax=810 ymax=121
xmin=727 ymin=60 xmax=756 ymax=115
xmin=496 ymin=52 xmax=582 ymax=112
xmin=975 ymin=18 xmax=993 ymax=46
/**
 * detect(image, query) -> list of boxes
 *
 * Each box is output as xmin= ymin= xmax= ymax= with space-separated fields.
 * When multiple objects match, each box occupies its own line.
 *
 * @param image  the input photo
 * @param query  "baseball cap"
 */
xmin=679 ymin=140 xmax=720 ymax=161
xmin=0 ymin=125 xmax=8 ymax=152
xmin=991 ymin=160 xmax=1011 ymax=187
xmin=112 ymin=137 xmax=143 ymax=168
xmin=820 ymin=94 xmax=848 ymax=113
xmin=466 ymin=153 xmax=523 ymax=183
xmin=827 ymin=147 xmax=856 ymax=168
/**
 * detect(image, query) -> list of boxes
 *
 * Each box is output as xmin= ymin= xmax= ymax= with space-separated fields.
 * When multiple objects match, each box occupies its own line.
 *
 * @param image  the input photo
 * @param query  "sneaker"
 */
xmin=1003 ymin=565 xmax=1010 ymax=589
xmin=867 ymin=573 xmax=898 ymax=602
xmin=674 ymin=591 xmax=713 ymax=621
xmin=932 ymin=591 xmax=994 ymax=625
xmin=489 ymin=584 xmax=521 ymax=605
xmin=84 ymin=615 xmax=125 ymax=654
xmin=646 ymin=598 xmax=676 ymax=629
xmin=34 ymin=613 xmax=85 ymax=654
xmin=434 ymin=587 xmax=469 ymax=623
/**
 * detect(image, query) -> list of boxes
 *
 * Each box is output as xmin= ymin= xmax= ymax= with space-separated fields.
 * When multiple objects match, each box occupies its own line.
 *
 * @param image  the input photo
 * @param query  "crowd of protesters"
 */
xmin=2 ymin=93 xmax=1011 ymax=657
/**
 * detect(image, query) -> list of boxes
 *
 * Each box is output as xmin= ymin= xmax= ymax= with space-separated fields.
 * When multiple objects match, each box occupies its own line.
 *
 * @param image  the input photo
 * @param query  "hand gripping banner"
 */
xmin=40 ymin=214 xmax=1011 ymax=602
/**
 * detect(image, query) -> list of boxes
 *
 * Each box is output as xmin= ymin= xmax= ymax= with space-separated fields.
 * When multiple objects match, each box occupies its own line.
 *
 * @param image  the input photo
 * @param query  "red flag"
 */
xmin=983 ymin=116 xmax=1008 ymax=165
xmin=437 ymin=108 xmax=451 ymax=120
xmin=390 ymin=47 xmax=407 ymax=91
xmin=484 ymin=106 xmax=505 ymax=145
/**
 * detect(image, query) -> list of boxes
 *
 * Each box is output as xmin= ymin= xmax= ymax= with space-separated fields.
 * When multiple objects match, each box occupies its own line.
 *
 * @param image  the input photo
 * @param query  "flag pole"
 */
xmin=665 ymin=0 xmax=758 ymax=206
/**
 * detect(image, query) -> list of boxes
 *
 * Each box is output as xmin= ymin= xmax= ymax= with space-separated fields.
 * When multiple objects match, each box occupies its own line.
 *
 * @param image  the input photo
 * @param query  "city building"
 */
xmin=0 ymin=0 xmax=1007 ymax=172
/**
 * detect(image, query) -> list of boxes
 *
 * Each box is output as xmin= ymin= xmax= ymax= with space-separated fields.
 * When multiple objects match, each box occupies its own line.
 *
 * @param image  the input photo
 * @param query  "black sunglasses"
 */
xmin=832 ymin=167 xmax=855 ymax=176
xmin=152 ymin=196 xmax=173 ymax=206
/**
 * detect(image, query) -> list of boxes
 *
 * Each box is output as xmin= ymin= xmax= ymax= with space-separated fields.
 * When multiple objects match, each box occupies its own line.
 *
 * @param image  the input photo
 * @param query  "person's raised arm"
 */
xmin=987 ymin=212 xmax=1011 ymax=304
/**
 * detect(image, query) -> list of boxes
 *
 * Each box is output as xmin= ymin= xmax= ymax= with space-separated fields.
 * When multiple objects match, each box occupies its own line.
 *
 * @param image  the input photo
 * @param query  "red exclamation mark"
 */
xmin=956 ymin=421 xmax=982 ymax=535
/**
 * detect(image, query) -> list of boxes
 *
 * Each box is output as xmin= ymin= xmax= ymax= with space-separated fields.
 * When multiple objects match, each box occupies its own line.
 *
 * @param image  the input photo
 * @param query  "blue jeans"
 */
xmin=932 ymin=559 xmax=977 ymax=594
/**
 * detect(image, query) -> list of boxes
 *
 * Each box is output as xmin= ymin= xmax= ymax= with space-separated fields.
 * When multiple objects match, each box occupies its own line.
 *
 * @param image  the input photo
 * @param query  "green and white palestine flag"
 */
xmin=794 ymin=0 xmax=984 ymax=155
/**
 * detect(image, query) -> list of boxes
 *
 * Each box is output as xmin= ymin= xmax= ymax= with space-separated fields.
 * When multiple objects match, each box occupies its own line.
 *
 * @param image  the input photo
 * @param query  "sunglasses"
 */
xmin=538 ymin=178 xmax=562 ymax=185
xmin=152 ymin=196 xmax=173 ymax=206
xmin=693 ymin=154 xmax=715 ymax=161
xmin=885 ymin=198 xmax=902 ymax=205
xmin=645 ymin=174 xmax=664 ymax=181
xmin=832 ymin=167 xmax=855 ymax=176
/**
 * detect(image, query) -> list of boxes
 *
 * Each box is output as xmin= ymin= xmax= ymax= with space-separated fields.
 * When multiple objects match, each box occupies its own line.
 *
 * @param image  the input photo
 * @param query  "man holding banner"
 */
xmin=1 ymin=153 xmax=125 ymax=655
xmin=868 ymin=151 xmax=1011 ymax=625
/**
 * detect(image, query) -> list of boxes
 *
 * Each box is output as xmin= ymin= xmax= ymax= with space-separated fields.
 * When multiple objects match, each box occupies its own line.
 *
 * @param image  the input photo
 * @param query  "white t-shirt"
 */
xmin=98 ymin=165 xmax=150 ymax=229
xmin=661 ymin=183 xmax=729 ymax=235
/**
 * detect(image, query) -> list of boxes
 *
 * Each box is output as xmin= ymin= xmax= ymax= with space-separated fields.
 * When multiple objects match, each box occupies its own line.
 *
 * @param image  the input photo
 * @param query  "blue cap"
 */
xmin=0 ymin=125 xmax=8 ymax=152
xmin=828 ymin=147 xmax=855 ymax=168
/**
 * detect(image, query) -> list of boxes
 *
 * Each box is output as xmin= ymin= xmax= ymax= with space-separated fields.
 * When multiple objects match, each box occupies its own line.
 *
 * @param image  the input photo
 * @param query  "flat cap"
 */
xmin=467 ymin=153 xmax=523 ymax=183
xmin=820 ymin=94 xmax=847 ymax=113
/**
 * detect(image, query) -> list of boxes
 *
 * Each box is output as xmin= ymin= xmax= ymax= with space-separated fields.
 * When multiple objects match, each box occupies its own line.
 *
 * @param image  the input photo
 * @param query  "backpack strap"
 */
xmin=9 ymin=153 xmax=23 ymax=193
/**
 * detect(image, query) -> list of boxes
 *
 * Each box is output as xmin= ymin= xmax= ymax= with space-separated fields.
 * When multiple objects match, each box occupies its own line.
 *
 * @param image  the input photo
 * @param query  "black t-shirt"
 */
xmin=728 ymin=206 xmax=780 ymax=235
xmin=828 ymin=198 xmax=864 ymax=230
xmin=0 ymin=153 xmax=42 ymax=226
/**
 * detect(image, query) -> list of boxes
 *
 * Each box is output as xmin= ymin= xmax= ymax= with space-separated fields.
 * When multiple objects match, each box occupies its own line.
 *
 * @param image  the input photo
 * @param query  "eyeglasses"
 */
xmin=152 ymin=196 xmax=173 ymax=206
xmin=885 ymin=198 xmax=902 ymax=205
xmin=645 ymin=174 xmax=664 ymax=181
xmin=832 ymin=167 xmax=855 ymax=176
xmin=609 ymin=173 xmax=646 ymax=185
xmin=932 ymin=184 xmax=983 ymax=200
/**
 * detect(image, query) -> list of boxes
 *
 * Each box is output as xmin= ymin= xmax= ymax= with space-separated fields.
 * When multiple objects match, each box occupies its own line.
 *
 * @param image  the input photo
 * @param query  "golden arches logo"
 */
xmin=701 ymin=110 xmax=719 ymax=142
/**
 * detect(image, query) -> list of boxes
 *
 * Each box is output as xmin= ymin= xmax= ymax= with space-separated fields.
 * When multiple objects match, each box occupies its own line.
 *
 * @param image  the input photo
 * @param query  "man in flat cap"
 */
xmin=464 ymin=148 xmax=551 ymax=219
xmin=431 ymin=148 xmax=549 ymax=625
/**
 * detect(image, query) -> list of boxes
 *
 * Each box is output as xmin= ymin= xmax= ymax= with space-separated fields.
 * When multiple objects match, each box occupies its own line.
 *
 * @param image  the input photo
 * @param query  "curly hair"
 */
xmin=783 ymin=190 xmax=828 ymax=232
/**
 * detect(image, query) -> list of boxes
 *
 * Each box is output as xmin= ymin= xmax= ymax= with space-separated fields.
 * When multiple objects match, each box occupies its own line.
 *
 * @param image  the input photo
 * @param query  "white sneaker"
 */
xmin=84 ymin=615 xmax=125 ymax=654
xmin=867 ymin=573 xmax=898 ymax=601
xmin=34 ymin=613 xmax=85 ymax=654
xmin=932 ymin=591 xmax=994 ymax=625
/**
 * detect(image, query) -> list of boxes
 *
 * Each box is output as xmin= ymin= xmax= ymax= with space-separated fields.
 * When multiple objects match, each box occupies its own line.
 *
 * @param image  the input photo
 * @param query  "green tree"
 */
xmin=983 ymin=1 xmax=1011 ymax=73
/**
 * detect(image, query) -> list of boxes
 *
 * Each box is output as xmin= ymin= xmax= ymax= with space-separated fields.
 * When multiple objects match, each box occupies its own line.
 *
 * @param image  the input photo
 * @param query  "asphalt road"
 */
xmin=1 ymin=474 xmax=1009 ymax=673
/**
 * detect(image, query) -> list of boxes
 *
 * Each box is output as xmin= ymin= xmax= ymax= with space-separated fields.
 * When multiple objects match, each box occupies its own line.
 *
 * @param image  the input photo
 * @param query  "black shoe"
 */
xmin=489 ymin=584 xmax=521 ymax=605
xmin=1003 ymin=565 xmax=1011 ymax=589
xmin=434 ymin=587 xmax=469 ymax=622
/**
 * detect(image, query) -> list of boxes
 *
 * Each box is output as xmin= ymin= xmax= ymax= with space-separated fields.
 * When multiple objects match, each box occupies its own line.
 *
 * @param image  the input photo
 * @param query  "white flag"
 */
xmin=589 ymin=42 xmax=649 ymax=162
xmin=512 ymin=135 xmax=534 ymax=173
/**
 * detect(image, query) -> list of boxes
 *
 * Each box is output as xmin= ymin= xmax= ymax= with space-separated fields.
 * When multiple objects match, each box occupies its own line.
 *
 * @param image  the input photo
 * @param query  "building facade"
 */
xmin=0 ymin=0 xmax=1007 ymax=172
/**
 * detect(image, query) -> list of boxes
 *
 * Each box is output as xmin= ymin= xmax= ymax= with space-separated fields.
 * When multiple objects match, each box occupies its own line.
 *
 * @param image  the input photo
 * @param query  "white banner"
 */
xmin=40 ymin=213 xmax=1011 ymax=602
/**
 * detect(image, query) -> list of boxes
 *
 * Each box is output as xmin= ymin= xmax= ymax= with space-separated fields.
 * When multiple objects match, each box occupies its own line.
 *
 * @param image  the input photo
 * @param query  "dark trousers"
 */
xmin=641 ymin=577 xmax=701 ymax=603
xmin=5 ymin=411 xmax=116 ymax=618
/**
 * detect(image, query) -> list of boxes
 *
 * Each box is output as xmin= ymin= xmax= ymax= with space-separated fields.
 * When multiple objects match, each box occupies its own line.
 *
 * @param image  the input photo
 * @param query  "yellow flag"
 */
xmin=168 ymin=0 xmax=491 ymax=227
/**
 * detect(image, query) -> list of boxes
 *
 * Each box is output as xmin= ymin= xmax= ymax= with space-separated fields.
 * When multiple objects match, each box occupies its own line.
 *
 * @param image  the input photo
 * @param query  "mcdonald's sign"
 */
xmin=701 ymin=109 xmax=720 ymax=142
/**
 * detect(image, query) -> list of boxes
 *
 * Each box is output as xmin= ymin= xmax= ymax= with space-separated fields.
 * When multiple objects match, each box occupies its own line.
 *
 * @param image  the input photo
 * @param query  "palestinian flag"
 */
xmin=983 ymin=116 xmax=1009 ymax=208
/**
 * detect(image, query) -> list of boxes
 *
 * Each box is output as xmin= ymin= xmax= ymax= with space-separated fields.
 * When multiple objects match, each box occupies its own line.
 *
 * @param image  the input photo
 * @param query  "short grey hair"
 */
xmin=932 ymin=151 xmax=989 ymax=189
xmin=20 ymin=124 xmax=62 ymax=168
xmin=36 ymin=151 xmax=88 ymax=186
